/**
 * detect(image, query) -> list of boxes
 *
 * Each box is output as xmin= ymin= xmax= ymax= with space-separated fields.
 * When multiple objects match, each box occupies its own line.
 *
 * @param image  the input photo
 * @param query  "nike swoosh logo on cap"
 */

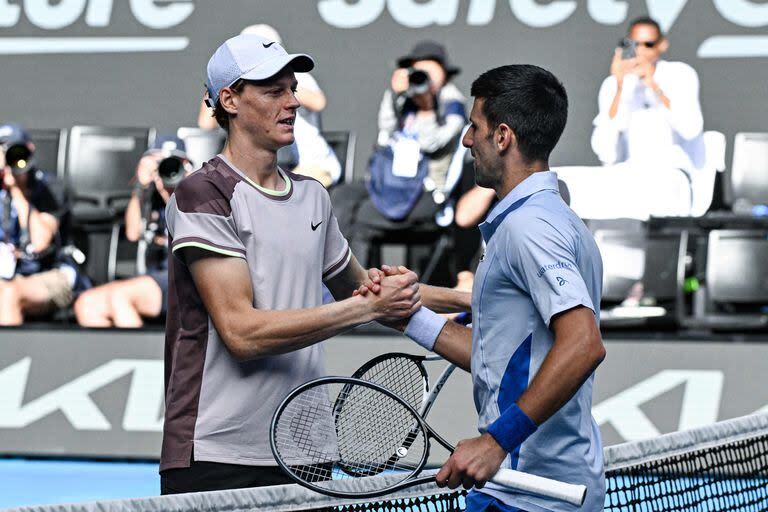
xmin=263 ymin=42 xmax=276 ymax=48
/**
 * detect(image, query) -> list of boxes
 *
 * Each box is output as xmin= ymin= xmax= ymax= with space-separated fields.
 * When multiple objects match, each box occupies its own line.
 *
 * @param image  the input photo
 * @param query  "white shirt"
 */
xmin=294 ymin=114 xmax=342 ymax=185
xmin=591 ymin=60 xmax=705 ymax=173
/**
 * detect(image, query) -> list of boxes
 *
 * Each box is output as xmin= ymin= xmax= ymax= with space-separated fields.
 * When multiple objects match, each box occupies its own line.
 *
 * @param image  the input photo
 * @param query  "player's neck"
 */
xmin=222 ymin=135 xmax=285 ymax=191
xmin=497 ymin=160 xmax=549 ymax=199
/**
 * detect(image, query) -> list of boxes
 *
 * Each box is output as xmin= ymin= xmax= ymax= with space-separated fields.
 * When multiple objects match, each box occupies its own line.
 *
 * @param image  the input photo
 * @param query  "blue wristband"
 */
xmin=404 ymin=307 xmax=447 ymax=351
xmin=486 ymin=403 xmax=538 ymax=454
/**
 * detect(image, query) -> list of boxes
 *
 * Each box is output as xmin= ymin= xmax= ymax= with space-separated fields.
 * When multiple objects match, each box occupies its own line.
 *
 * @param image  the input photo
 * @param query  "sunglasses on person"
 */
xmin=620 ymin=38 xmax=659 ymax=49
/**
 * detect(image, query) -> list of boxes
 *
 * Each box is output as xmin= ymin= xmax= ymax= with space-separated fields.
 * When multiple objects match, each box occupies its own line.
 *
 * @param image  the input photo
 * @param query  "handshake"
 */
xmin=352 ymin=264 xmax=423 ymax=329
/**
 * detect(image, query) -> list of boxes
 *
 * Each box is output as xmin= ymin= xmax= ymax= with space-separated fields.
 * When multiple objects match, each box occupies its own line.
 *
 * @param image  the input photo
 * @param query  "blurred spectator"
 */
xmin=455 ymin=185 xmax=496 ymax=229
xmin=331 ymin=40 xmax=466 ymax=266
xmin=0 ymin=124 xmax=89 ymax=325
xmin=74 ymin=136 xmax=193 ymax=328
xmin=591 ymin=16 xmax=704 ymax=174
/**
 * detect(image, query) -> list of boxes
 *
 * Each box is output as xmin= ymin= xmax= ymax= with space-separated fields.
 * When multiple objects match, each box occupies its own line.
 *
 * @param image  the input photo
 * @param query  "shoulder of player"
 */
xmin=285 ymin=170 xmax=329 ymax=196
xmin=172 ymin=158 xmax=241 ymax=216
xmin=498 ymin=202 xmax=569 ymax=244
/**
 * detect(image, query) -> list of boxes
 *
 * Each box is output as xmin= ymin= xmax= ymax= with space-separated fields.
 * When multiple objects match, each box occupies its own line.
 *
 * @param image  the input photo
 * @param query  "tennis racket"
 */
xmin=350 ymin=352 xmax=456 ymax=419
xmin=270 ymin=377 xmax=587 ymax=506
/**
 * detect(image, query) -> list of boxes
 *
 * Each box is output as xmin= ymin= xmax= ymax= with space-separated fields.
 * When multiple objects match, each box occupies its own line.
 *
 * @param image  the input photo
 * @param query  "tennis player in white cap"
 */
xmin=160 ymin=34 xmax=469 ymax=494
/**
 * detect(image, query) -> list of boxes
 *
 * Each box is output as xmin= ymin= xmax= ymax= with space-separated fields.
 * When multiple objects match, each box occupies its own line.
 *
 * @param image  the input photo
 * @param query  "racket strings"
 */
xmin=273 ymin=382 xmax=428 ymax=491
xmin=357 ymin=357 xmax=426 ymax=412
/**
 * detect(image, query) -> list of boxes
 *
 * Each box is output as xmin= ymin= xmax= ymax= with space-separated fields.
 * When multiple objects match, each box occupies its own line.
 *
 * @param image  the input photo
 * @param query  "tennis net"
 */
xmin=604 ymin=412 xmax=768 ymax=511
xmin=8 ymin=414 xmax=768 ymax=512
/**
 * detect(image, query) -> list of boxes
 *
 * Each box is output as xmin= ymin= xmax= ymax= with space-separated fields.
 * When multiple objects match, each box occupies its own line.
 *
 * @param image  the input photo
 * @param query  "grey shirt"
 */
xmin=161 ymin=155 xmax=350 ymax=470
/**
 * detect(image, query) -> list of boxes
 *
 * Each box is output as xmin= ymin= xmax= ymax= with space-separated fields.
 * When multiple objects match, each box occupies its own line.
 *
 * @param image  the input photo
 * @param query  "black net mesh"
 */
xmin=297 ymin=489 xmax=467 ymax=512
xmin=605 ymin=431 xmax=768 ymax=511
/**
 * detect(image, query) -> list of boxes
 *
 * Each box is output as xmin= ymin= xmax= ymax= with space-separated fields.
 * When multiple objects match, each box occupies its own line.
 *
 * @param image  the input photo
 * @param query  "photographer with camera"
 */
xmin=331 ymin=40 xmax=466 ymax=267
xmin=591 ymin=16 xmax=704 ymax=174
xmin=0 ymin=124 xmax=89 ymax=325
xmin=74 ymin=136 xmax=193 ymax=328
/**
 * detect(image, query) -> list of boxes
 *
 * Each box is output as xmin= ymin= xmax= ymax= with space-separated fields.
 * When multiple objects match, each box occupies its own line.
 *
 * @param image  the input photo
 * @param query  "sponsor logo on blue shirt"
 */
xmin=536 ymin=261 xmax=573 ymax=278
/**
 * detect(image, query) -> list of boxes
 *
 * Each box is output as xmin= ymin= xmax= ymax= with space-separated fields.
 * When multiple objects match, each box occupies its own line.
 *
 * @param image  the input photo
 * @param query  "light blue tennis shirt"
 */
xmin=470 ymin=171 xmax=604 ymax=512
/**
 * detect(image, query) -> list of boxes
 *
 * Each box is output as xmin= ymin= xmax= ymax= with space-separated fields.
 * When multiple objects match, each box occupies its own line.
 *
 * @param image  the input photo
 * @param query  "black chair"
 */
xmin=692 ymin=229 xmax=768 ymax=330
xmin=27 ymin=128 xmax=67 ymax=178
xmin=729 ymin=133 xmax=768 ymax=211
xmin=592 ymin=220 xmax=685 ymax=329
xmin=65 ymin=126 xmax=153 ymax=285
xmin=322 ymin=130 xmax=356 ymax=185
xmin=177 ymin=127 xmax=225 ymax=170
xmin=66 ymin=126 xmax=154 ymax=222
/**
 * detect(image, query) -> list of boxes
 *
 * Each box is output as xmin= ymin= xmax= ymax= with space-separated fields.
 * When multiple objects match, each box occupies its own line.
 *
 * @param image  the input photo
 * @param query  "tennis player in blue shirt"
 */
xmin=390 ymin=65 xmax=606 ymax=511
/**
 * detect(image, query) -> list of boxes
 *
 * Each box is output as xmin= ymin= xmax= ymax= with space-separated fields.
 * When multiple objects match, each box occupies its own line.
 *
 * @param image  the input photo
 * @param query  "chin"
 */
xmin=474 ymin=166 xmax=494 ymax=189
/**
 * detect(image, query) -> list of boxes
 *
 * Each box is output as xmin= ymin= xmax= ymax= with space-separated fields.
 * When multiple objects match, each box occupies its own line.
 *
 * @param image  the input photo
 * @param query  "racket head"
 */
xmin=270 ymin=377 xmax=432 ymax=498
xmin=350 ymin=352 xmax=429 ymax=412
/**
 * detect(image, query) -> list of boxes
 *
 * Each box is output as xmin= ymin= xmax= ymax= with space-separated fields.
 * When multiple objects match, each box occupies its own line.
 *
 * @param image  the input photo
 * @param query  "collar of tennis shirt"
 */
xmin=478 ymin=170 xmax=560 ymax=243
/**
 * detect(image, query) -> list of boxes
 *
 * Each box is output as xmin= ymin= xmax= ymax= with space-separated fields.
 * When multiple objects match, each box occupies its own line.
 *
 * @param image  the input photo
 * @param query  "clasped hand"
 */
xmin=354 ymin=265 xmax=421 ymax=325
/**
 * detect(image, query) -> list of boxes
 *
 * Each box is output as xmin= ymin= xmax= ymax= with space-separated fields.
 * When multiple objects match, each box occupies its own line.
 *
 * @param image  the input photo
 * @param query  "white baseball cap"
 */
xmin=205 ymin=34 xmax=314 ymax=107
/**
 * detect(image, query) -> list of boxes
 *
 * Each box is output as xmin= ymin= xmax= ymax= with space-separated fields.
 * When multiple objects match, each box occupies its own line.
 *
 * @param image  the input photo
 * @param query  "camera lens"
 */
xmin=158 ymin=156 xmax=185 ymax=188
xmin=5 ymin=144 xmax=32 ymax=174
xmin=406 ymin=69 xmax=431 ymax=97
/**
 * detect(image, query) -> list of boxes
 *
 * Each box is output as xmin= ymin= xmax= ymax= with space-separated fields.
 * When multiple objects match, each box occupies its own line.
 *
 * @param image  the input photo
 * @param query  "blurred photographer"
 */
xmin=332 ymin=41 xmax=466 ymax=266
xmin=591 ymin=16 xmax=704 ymax=174
xmin=0 ymin=124 xmax=89 ymax=325
xmin=74 ymin=136 xmax=193 ymax=328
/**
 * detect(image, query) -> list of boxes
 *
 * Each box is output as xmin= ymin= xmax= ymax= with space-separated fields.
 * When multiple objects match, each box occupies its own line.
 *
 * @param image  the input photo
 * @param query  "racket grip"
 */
xmin=489 ymin=468 xmax=587 ymax=506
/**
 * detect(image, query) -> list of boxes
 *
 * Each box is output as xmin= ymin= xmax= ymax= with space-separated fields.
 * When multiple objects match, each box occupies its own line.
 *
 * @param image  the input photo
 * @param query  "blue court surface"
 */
xmin=0 ymin=459 xmax=159 ymax=509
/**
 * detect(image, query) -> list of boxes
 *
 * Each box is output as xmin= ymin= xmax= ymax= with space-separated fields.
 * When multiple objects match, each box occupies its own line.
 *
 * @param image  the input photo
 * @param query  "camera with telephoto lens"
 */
xmin=157 ymin=156 xmax=186 ymax=188
xmin=3 ymin=143 xmax=35 ymax=176
xmin=406 ymin=68 xmax=431 ymax=97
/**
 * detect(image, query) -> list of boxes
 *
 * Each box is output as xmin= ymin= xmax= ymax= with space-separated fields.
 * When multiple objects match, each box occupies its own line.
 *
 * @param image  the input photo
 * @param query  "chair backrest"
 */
xmin=594 ymin=226 xmax=683 ymax=305
xmin=323 ymin=130 xmax=356 ymax=184
xmin=594 ymin=229 xmax=647 ymax=303
xmin=27 ymin=128 xmax=67 ymax=178
xmin=176 ymin=127 xmax=225 ymax=170
xmin=66 ymin=126 xmax=153 ymax=215
xmin=730 ymin=132 xmax=768 ymax=208
xmin=707 ymin=229 xmax=768 ymax=304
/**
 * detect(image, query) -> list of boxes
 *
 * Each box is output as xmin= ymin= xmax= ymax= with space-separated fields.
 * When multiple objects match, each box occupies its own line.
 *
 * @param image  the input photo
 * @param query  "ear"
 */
xmin=658 ymin=37 xmax=669 ymax=54
xmin=496 ymin=123 xmax=515 ymax=153
xmin=219 ymin=87 xmax=239 ymax=116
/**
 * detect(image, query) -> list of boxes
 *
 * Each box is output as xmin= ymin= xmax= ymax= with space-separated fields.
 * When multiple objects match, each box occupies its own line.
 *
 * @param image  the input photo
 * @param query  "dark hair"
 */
xmin=213 ymin=79 xmax=247 ymax=132
xmin=628 ymin=16 xmax=663 ymax=37
xmin=470 ymin=64 xmax=568 ymax=163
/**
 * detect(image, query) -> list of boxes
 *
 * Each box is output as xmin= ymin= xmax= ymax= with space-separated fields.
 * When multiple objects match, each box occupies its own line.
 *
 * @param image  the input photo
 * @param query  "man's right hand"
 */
xmin=610 ymin=48 xmax=637 ymax=87
xmin=360 ymin=267 xmax=421 ymax=323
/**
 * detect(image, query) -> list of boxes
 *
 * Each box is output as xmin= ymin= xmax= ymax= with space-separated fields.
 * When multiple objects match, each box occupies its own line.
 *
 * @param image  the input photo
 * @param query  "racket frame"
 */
xmin=271 ymin=376 xmax=587 ymax=506
xmin=270 ymin=376 xmax=451 ymax=499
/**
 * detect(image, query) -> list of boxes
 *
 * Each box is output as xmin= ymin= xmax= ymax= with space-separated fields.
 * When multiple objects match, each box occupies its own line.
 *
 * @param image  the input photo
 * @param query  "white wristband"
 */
xmin=404 ymin=307 xmax=447 ymax=351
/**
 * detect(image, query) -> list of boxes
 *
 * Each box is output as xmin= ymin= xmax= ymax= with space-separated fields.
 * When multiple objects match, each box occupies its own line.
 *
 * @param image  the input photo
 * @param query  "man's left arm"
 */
xmin=436 ymin=306 xmax=604 ymax=489
xmin=6 ymin=176 xmax=59 ymax=253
